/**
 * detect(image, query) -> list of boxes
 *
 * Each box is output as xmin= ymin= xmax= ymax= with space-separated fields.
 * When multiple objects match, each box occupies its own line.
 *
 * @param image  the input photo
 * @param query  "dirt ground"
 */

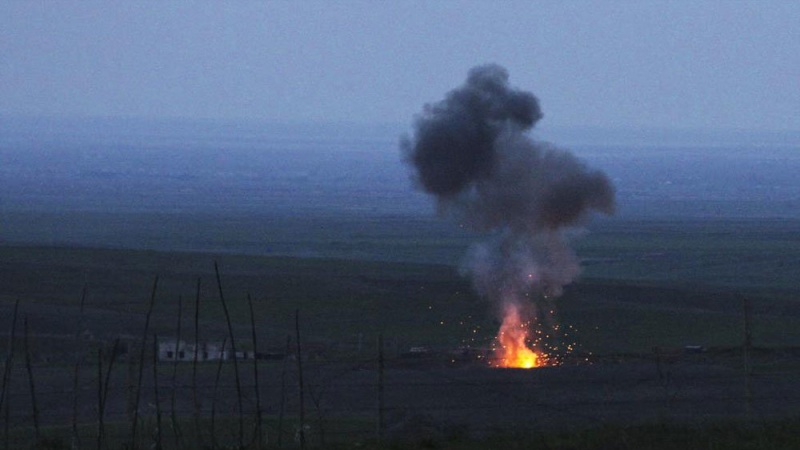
xmin=4 ymin=349 xmax=797 ymax=441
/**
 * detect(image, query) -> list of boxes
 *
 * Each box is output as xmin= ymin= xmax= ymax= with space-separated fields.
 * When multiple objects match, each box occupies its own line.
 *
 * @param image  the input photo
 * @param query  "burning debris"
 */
xmin=402 ymin=64 xmax=615 ymax=368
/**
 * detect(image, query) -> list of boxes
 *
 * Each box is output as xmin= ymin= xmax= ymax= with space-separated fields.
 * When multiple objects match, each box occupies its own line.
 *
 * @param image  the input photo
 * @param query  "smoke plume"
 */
xmin=402 ymin=64 xmax=615 ymax=308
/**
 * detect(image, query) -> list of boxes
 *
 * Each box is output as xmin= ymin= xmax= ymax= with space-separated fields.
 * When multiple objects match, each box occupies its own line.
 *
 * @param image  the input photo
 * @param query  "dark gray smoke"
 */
xmin=402 ymin=64 xmax=615 ymax=303
xmin=403 ymin=64 xmax=542 ymax=198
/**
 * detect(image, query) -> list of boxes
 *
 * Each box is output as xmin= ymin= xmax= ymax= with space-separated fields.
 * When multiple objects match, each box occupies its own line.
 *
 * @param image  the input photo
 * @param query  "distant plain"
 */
xmin=1 ymin=118 xmax=799 ymax=447
xmin=2 ymin=117 xmax=800 ymax=353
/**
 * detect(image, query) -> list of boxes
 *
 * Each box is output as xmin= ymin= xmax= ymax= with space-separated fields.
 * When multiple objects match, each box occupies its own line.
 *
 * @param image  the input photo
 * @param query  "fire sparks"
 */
xmin=443 ymin=297 xmax=584 ymax=368
xmin=405 ymin=65 xmax=613 ymax=372
xmin=491 ymin=303 xmax=546 ymax=369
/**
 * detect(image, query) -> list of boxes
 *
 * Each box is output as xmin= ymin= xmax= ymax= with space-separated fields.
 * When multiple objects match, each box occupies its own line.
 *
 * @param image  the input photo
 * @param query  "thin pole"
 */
xmin=247 ymin=294 xmax=263 ymax=450
xmin=2 ymin=393 xmax=8 ymax=450
xmin=377 ymin=333 xmax=385 ymax=443
xmin=97 ymin=348 xmax=104 ymax=450
xmin=210 ymin=338 xmax=228 ymax=450
xmin=295 ymin=309 xmax=305 ymax=450
xmin=170 ymin=295 xmax=183 ymax=450
xmin=277 ymin=335 xmax=291 ymax=449
xmin=153 ymin=335 xmax=163 ymax=450
xmin=214 ymin=261 xmax=244 ymax=449
xmin=2 ymin=392 xmax=7 ymax=450
xmin=192 ymin=278 xmax=201 ymax=448
xmin=0 ymin=299 xmax=20 ymax=420
xmin=743 ymin=296 xmax=753 ymax=417
xmin=24 ymin=316 xmax=40 ymax=442
xmin=100 ymin=339 xmax=119 ymax=450
xmin=1 ymin=299 xmax=20 ymax=450
xmin=72 ymin=285 xmax=87 ymax=449
xmin=130 ymin=275 xmax=159 ymax=450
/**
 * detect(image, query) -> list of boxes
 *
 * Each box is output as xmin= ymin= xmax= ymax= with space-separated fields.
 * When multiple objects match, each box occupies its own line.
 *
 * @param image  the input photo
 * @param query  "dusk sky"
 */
xmin=2 ymin=1 xmax=798 ymax=131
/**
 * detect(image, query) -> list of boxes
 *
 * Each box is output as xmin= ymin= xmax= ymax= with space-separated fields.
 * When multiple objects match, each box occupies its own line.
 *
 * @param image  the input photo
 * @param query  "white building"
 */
xmin=158 ymin=339 xmax=243 ymax=362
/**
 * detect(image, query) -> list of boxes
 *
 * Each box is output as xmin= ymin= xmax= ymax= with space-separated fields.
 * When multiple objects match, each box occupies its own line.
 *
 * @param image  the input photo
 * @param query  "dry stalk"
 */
xmin=129 ymin=275 xmax=159 ymax=450
xmin=214 ymin=261 xmax=244 ymax=449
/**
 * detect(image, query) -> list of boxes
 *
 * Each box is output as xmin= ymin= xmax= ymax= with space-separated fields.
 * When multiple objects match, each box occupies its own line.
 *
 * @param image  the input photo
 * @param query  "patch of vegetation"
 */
xmin=4 ymin=217 xmax=800 ymax=357
xmin=356 ymin=419 xmax=800 ymax=450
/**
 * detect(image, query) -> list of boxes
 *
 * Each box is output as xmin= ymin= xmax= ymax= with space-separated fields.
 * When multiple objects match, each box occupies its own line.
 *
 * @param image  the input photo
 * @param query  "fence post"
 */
xmin=210 ymin=338 xmax=228 ymax=450
xmin=126 ymin=344 xmax=136 ymax=422
xmin=72 ymin=286 xmax=87 ymax=450
xmin=742 ymin=296 xmax=753 ymax=417
xmin=3 ymin=389 xmax=9 ymax=450
xmin=24 ymin=316 xmax=40 ymax=443
xmin=248 ymin=293 xmax=263 ymax=450
xmin=100 ymin=339 xmax=119 ymax=450
xmin=377 ymin=333 xmax=385 ymax=444
xmin=97 ymin=348 xmax=104 ymax=450
xmin=192 ymin=278 xmax=201 ymax=450
xmin=170 ymin=295 xmax=183 ymax=450
xmin=153 ymin=335 xmax=163 ymax=450
xmin=277 ymin=335 xmax=291 ymax=449
xmin=0 ymin=299 xmax=20 ymax=423
xmin=214 ymin=261 xmax=244 ymax=449
xmin=1 ymin=299 xmax=20 ymax=450
xmin=295 ymin=309 xmax=305 ymax=450
xmin=130 ymin=275 xmax=159 ymax=450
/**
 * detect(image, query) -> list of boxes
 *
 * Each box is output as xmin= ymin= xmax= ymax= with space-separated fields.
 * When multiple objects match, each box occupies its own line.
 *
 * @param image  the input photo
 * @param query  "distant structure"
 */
xmin=157 ymin=339 xmax=256 ymax=362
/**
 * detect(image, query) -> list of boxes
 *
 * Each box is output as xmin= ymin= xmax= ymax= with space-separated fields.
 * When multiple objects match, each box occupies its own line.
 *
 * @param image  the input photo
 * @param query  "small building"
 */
xmin=158 ymin=339 xmax=238 ymax=362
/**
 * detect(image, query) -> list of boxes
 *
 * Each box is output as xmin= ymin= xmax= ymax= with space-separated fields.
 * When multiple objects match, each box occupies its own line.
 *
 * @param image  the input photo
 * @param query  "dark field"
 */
xmin=3 ymin=216 xmax=800 ymax=351
xmin=1 ymin=215 xmax=800 ymax=448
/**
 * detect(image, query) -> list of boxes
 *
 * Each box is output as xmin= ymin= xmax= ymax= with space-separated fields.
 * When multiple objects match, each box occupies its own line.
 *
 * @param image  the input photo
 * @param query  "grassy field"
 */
xmin=579 ymin=218 xmax=800 ymax=293
xmin=9 ymin=418 xmax=800 ymax=450
xmin=2 ymin=215 xmax=800 ymax=448
xmin=378 ymin=419 xmax=800 ymax=450
xmin=2 ymin=216 xmax=799 ymax=356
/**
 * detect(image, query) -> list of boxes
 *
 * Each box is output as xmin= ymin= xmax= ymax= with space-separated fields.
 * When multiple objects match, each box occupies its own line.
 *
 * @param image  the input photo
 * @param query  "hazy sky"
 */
xmin=2 ymin=1 xmax=798 ymax=131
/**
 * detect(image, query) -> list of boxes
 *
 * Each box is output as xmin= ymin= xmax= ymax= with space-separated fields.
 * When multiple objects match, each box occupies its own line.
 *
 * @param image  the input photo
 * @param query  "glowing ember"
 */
xmin=492 ymin=303 xmax=544 ymax=368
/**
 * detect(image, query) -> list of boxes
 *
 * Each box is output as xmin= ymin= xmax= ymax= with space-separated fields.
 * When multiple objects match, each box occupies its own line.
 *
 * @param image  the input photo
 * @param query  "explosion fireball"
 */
xmin=492 ymin=303 xmax=542 ymax=368
xmin=402 ymin=64 xmax=615 ymax=369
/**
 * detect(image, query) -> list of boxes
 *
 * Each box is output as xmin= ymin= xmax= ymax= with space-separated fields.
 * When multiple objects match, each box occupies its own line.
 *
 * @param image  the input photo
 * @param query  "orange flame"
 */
xmin=492 ymin=303 xmax=543 ymax=368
